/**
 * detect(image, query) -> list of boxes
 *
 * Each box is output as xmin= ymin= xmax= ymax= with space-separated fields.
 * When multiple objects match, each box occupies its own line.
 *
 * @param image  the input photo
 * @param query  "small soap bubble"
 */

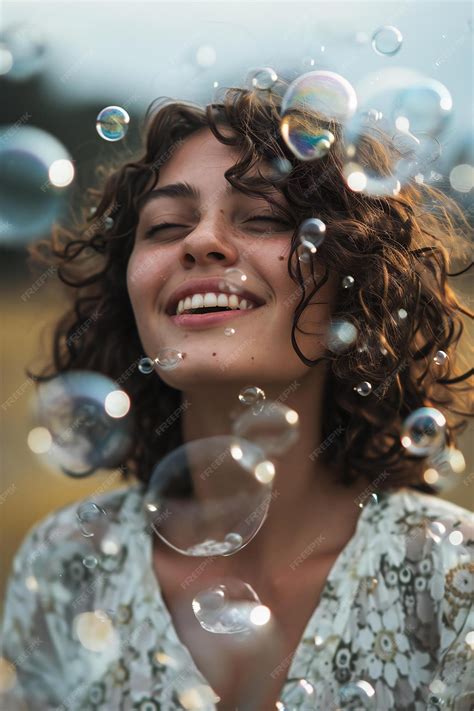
xmin=246 ymin=67 xmax=278 ymax=90
xmin=96 ymin=106 xmax=130 ymax=142
xmin=371 ymin=25 xmax=403 ymax=56
xmin=433 ymin=350 xmax=448 ymax=366
xmin=238 ymin=386 xmax=266 ymax=407
xmin=77 ymin=502 xmax=107 ymax=537
xmin=270 ymin=157 xmax=293 ymax=180
xmin=219 ymin=267 xmax=248 ymax=294
xmin=426 ymin=520 xmax=447 ymax=544
xmin=327 ymin=320 xmax=358 ymax=353
xmin=342 ymin=275 xmax=355 ymax=289
xmin=155 ymin=348 xmax=184 ymax=370
xmin=281 ymin=70 xmax=357 ymax=122
xmin=397 ymin=308 xmax=408 ymax=321
xmin=192 ymin=579 xmax=262 ymax=634
xmin=358 ymin=492 xmax=378 ymax=508
xmin=138 ymin=357 xmax=155 ymax=374
xmin=338 ymin=679 xmax=376 ymax=709
xmin=401 ymin=407 xmax=446 ymax=456
xmin=297 ymin=218 xmax=326 ymax=253
xmin=355 ymin=381 xmax=372 ymax=397
xmin=82 ymin=555 xmax=98 ymax=569
xmin=224 ymin=327 xmax=235 ymax=336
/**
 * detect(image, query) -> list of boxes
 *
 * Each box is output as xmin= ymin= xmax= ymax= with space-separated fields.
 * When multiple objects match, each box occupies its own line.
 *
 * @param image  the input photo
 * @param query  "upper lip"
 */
xmin=165 ymin=276 xmax=266 ymax=315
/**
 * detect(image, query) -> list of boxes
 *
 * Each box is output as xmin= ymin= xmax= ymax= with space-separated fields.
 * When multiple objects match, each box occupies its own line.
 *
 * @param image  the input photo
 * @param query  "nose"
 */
xmin=179 ymin=214 xmax=240 ymax=268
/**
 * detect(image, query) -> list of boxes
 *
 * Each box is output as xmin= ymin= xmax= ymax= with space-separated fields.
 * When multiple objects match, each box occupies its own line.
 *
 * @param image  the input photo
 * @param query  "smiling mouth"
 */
xmin=168 ymin=305 xmax=263 ymax=328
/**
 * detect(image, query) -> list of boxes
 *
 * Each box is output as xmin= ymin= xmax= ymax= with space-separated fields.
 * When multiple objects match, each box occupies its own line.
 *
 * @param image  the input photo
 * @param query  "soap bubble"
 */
xmin=392 ymin=79 xmax=452 ymax=136
xmin=96 ymin=106 xmax=130 ymax=142
xmin=337 ymin=679 xmax=376 ymax=709
xmin=269 ymin=157 xmax=293 ymax=180
xmin=76 ymin=501 xmax=108 ymax=538
xmin=246 ymin=67 xmax=278 ymax=90
xmin=144 ymin=435 xmax=274 ymax=556
xmin=433 ymin=350 xmax=448 ymax=366
xmin=298 ymin=218 xmax=326 ymax=250
xmin=0 ymin=126 xmax=72 ymax=245
xmin=326 ymin=320 xmax=358 ymax=353
xmin=401 ymin=407 xmax=446 ymax=456
xmin=0 ymin=23 xmax=46 ymax=81
xmin=138 ymin=357 xmax=155 ymax=374
xmin=281 ymin=114 xmax=335 ymax=161
xmin=238 ymin=386 xmax=266 ymax=414
xmin=449 ymin=164 xmax=474 ymax=193
xmin=224 ymin=327 xmax=235 ymax=336
xmin=219 ymin=267 xmax=248 ymax=295
xmin=355 ymin=381 xmax=372 ymax=397
xmin=342 ymin=275 xmax=355 ymax=289
xmin=281 ymin=70 xmax=357 ymax=123
xmin=33 ymin=371 xmax=133 ymax=477
xmin=232 ymin=401 xmax=299 ymax=457
xmin=192 ymin=579 xmax=264 ymax=634
xmin=372 ymin=25 xmax=403 ymax=56
xmin=155 ymin=348 xmax=185 ymax=370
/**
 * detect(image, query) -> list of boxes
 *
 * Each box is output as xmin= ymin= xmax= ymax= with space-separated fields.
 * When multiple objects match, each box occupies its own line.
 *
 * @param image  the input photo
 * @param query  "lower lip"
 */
xmin=169 ymin=307 xmax=262 ymax=329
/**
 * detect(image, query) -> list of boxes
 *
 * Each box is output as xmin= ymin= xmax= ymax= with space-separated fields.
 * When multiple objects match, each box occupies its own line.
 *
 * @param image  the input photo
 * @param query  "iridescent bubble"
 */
xmin=246 ymin=67 xmax=278 ymax=90
xmin=143 ymin=435 xmax=274 ymax=556
xmin=281 ymin=70 xmax=358 ymax=122
xmin=338 ymin=679 xmax=376 ymax=709
xmin=392 ymin=79 xmax=452 ymax=136
xmin=232 ymin=401 xmax=299 ymax=457
xmin=96 ymin=106 xmax=130 ymax=142
xmin=326 ymin=320 xmax=358 ymax=353
xmin=138 ymin=356 xmax=155 ymax=374
xmin=279 ymin=678 xmax=315 ymax=709
xmin=224 ymin=327 xmax=236 ymax=336
xmin=0 ymin=126 xmax=73 ymax=246
xmin=355 ymin=381 xmax=372 ymax=397
xmin=34 ymin=371 xmax=133 ymax=477
xmin=281 ymin=114 xmax=335 ymax=161
xmin=433 ymin=350 xmax=448 ymax=366
xmin=372 ymin=25 xmax=403 ymax=56
xmin=342 ymin=275 xmax=355 ymax=288
xmin=192 ymin=579 xmax=264 ymax=634
xmin=155 ymin=348 xmax=185 ymax=370
xmin=0 ymin=24 xmax=46 ymax=81
xmin=401 ymin=407 xmax=446 ymax=456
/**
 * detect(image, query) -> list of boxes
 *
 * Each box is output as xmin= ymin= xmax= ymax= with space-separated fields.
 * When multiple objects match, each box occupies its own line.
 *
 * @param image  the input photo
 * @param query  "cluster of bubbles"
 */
xmin=28 ymin=371 xmax=133 ymax=477
xmin=138 ymin=349 xmax=185 ymax=374
xmin=297 ymin=217 xmax=326 ymax=262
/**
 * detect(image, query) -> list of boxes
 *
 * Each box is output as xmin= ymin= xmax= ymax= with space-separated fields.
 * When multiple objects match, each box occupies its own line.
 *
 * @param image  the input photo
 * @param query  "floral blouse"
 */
xmin=1 ymin=485 xmax=473 ymax=710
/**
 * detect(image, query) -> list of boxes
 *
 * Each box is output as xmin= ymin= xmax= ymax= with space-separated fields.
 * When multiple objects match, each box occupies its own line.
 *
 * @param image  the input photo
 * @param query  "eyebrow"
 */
xmin=138 ymin=181 xmax=233 ymax=211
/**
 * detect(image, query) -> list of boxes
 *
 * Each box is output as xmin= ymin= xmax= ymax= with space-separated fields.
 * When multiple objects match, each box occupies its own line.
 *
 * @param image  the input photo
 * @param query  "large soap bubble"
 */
xmin=32 ymin=371 xmax=133 ymax=477
xmin=144 ymin=435 xmax=275 ymax=556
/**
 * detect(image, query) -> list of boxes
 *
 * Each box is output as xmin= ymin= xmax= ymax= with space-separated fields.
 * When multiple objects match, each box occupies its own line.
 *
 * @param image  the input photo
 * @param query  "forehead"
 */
xmin=146 ymin=127 xmax=287 ymax=207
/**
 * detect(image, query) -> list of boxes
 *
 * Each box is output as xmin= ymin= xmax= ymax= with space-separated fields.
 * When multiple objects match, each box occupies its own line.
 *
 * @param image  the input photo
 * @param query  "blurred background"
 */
xmin=1 ymin=0 xmax=473 ymax=604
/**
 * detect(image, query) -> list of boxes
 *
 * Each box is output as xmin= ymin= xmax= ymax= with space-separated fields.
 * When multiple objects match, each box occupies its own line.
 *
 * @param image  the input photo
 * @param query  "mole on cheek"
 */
xmin=212 ymin=352 xmax=216 ymax=356
xmin=278 ymin=256 xmax=285 ymax=261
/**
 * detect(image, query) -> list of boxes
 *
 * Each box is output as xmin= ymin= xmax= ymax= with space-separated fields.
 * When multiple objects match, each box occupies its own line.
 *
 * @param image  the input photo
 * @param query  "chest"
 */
xmin=152 ymin=549 xmax=340 ymax=708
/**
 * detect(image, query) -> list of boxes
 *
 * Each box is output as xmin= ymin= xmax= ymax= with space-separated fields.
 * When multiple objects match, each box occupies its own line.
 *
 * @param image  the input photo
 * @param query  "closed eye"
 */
xmin=143 ymin=216 xmax=292 ymax=239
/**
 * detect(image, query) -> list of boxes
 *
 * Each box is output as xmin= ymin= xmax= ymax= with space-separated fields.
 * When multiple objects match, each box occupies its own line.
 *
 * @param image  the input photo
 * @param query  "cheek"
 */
xmin=126 ymin=249 xmax=163 ymax=313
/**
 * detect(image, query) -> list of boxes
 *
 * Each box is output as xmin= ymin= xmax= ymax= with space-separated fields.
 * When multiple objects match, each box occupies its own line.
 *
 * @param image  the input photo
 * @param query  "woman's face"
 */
xmin=127 ymin=127 xmax=335 ymax=390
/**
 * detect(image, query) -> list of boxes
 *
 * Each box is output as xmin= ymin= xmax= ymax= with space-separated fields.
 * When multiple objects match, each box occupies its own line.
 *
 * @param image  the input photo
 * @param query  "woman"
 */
xmin=1 ymin=81 xmax=473 ymax=710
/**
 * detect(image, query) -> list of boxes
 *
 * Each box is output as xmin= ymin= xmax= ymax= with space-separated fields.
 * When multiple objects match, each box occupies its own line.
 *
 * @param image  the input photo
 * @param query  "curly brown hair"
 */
xmin=28 ymin=81 xmax=473 ymax=491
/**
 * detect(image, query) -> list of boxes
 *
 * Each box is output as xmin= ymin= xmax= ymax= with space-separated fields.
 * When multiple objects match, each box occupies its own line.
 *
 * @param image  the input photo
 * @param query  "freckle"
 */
xmin=278 ymin=256 xmax=285 ymax=261
xmin=251 ymin=356 xmax=254 ymax=360
xmin=212 ymin=352 xmax=216 ymax=356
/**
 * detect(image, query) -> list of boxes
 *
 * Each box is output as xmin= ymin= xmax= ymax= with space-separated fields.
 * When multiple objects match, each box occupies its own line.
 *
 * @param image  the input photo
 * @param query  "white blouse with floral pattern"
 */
xmin=1 ymin=485 xmax=473 ymax=710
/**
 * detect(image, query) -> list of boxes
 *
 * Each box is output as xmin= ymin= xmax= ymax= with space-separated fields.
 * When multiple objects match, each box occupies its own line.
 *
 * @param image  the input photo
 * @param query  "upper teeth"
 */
xmin=175 ymin=292 xmax=256 ymax=315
